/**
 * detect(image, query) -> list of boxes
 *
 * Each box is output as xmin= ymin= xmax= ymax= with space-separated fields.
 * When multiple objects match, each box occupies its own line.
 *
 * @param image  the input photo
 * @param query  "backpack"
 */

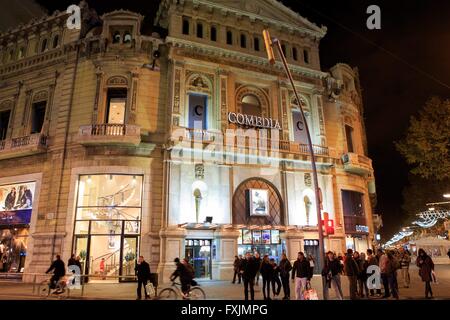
xmin=185 ymin=263 xmax=195 ymax=279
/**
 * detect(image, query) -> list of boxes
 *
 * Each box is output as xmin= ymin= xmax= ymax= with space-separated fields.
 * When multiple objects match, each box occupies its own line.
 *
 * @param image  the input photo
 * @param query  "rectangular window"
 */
xmin=210 ymin=26 xmax=217 ymax=41
xmin=196 ymin=23 xmax=203 ymax=38
xmin=303 ymin=49 xmax=310 ymax=64
xmin=182 ymin=18 xmax=190 ymax=35
xmin=254 ymin=37 xmax=260 ymax=51
xmin=30 ymin=101 xmax=46 ymax=134
xmin=106 ymin=88 xmax=127 ymax=124
xmin=345 ymin=125 xmax=354 ymax=153
xmin=188 ymin=94 xmax=207 ymax=130
xmin=0 ymin=110 xmax=11 ymax=140
xmin=292 ymin=47 xmax=298 ymax=61
xmin=240 ymin=34 xmax=246 ymax=48
xmin=226 ymin=30 xmax=233 ymax=45
xmin=341 ymin=190 xmax=364 ymax=217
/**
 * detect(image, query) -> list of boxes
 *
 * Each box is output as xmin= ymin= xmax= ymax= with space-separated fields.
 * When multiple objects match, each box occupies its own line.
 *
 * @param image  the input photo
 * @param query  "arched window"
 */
xmin=113 ymin=31 xmax=121 ymax=44
xmin=123 ymin=32 xmax=132 ymax=44
xmin=292 ymin=47 xmax=298 ymax=61
xmin=241 ymin=94 xmax=261 ymax=116
xmin=52 ymin=35 xmax=60 ymax=48
xmin=41 ymin=39 xmax=48 ymax=53
xmin=226 ymin=30 xmax=233 ymax=45
xmin=254 ymin=37 xmax=260 ymax=51
xmin=303 ymin=49 xmax=310 ymax=64
xmin=210 ymin=26 xmax=217 ymax=41
xmin=182 ymin=18 xmax=190 ymax=35
xmin=240 ymin=34 xmax=247 ymax=48
xmin=196 ymin=23 xmax=203 ymax=38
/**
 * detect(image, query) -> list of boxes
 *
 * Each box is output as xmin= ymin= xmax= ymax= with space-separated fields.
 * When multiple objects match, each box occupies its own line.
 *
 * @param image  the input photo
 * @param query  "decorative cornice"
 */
xmin=166 ymin=36 xmax=328 ymax=80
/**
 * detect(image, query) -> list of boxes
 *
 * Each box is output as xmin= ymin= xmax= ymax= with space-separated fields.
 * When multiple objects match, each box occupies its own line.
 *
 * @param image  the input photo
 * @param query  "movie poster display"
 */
xmin=249 ymin=189 xmax=269 ymax=216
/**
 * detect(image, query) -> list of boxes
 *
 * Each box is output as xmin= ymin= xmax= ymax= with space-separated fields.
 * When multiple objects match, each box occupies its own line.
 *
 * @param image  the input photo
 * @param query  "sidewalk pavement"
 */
xmin=0 ymin=265 xmax=449 ymax=300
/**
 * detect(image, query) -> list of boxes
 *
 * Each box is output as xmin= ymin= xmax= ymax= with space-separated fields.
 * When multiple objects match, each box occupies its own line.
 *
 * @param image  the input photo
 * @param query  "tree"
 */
xmin=396 ymin=96 xmax=450 ymax=180
xmin=401 ymin=174 xmax=450 ymax=222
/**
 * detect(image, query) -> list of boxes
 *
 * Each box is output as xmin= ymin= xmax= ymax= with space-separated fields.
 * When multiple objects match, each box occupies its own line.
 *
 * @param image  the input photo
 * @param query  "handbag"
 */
xmin=303 ymin=281 xmax=319 ymax=300
xmin=145 ymin=282 xmax=155 ymax=297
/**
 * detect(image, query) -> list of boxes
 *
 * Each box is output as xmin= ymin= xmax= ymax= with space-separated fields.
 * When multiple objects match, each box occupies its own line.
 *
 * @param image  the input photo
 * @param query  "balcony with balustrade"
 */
xmin=77 ymin=124 xmax=141 ymax=146
xmin=341 ymin=152 xmax=373 ymax=176
xmin=168 ymin=127 xmax=332 ymax=161
xmin=0 ymin=133 xmax=48 ymax=160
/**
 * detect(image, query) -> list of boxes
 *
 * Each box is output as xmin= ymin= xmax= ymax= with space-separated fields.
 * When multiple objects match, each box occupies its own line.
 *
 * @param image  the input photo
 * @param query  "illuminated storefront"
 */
xmin=0 ymin=181 xmax=35 ymax=273
xmin=237 ymin=229 xmax=286 ymax=263
xmin=72 ymin=174 xmax=143 ymax=281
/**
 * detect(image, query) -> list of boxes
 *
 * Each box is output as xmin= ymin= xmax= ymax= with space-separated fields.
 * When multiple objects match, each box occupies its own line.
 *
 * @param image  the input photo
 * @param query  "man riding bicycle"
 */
xmin=170 ymin=258 xmax=195 ymax=298
xmin=46 ymin=255 xmax=66 ymax=292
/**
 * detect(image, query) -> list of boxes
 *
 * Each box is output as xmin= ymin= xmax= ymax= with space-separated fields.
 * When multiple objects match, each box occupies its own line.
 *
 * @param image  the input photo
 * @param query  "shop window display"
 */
xmin=0 ymin=181 xmax=35 ymax=273
xmin=73 ymin=174 xmax=142 ymax=281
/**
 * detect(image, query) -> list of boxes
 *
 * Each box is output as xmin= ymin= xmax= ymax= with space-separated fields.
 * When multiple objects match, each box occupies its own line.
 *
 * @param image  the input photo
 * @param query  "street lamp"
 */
xmin=444 ymin=194 xmax=450 ymax=199
xmin=263 ymin=29 xmax=325 ymax=270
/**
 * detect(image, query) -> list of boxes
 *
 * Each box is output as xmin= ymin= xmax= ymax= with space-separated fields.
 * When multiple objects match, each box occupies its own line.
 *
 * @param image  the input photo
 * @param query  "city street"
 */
xmin=0 ymin=264 xmax=449 ymax=300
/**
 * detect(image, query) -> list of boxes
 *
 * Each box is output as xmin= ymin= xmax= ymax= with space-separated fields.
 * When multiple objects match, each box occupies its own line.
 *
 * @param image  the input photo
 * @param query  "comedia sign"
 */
xmin=228 ymin=112 xmax=282 ymax=130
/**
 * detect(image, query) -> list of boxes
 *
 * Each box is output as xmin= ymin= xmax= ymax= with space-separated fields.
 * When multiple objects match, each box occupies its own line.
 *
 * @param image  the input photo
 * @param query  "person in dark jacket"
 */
xmin=270 ymin=258 xmax=282 ymax=298
xmin=357 ymin=252 xmax=369 ymax=298
xmin=291 ymin=252 xmax=310 ymax=300
xmin=232 ymin=255 xmax=242 ymax=284
xmin=68 ymin=254 xmax=77 ymax=268
xmin=254 ymin=252 xmax=261 ymax=286
xmin=46 ymin=255 xmax=66 ymax=290
xmin=240 ymin=252 xmax=259 ymax=300
xmin=135 ymin=255 xmax=151 ymax=300
xmin=344 ymin=249 xmax=359 ymax=300
xmin=260 ymin=255 xmax=273 ymax=300
xmin=279 ymin=253 xmax=292 ymax=300
xmin=170 ymin=258 xmax=192 ymax=297
xmin=322 ymin=251 xmax=343 ymax=300
xmin=416 ymin=248 xmax=435 ymax=299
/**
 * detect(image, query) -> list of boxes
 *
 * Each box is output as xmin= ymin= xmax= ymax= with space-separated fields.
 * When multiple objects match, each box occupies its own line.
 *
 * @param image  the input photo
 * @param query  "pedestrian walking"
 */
xmin=260 ymin=255 xmax=273 ymax=300
xmin=321 ymin=251 xmax=344 ymax=300
xmin=291 ymin=252 xmax=310 ymax=300
xmin=416 ymin=248 xmax=435 ymax=299
xmin=135 ymin=255 xmax=151 ymax=300
xmin=382 ymin=251 xmax=399 ymax=299
xmin=232 ymin=255 xmax=242 ymax=284
xmin=399 ymin=247 xmax=411 ymax=288
xmin=279 ymin=253 xmax=292 ymax=300
xmin=270 ymin=258 xmax=281 ymax=298
xmin=241 ymin=252 xmax=259 ymax=300
xmin=344 ymin=249 xmax=359 ymax=300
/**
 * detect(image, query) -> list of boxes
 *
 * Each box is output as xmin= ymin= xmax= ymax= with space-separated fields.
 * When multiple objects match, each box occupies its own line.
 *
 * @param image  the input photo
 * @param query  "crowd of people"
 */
xmin=232 ymin=246 xmax=437 ymax=300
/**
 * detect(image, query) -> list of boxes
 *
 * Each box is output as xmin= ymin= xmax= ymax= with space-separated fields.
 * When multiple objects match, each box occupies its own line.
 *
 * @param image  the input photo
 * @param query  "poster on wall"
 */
xmin=242 ymin=230 xmax=252 ymax=244
xmin=271 ymin=230 xmax=280 ymax=244
xmin=237 ymin=231 xmax=243 ymax=245
xmin=0 ymin=182 xmax=35 ymax=226
xmin=262 ymin=230 xmax=271 ymax=244
xmin=252 ymin=230 xmax=261 ymax=244
xmin=249 ymin=189 xmax=269 ymax=216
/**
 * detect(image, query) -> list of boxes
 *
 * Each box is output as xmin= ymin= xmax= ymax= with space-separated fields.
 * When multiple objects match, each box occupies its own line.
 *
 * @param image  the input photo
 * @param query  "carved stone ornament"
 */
xmin=304 ymin=173 xmax=312 ymax=187
xmin=32 ymin=90 xmax=48 ymax=102
xmin=107 ymin=76 xmax=128 ymax=86
xmin=195 ymin=163 xmax=205 ymax=180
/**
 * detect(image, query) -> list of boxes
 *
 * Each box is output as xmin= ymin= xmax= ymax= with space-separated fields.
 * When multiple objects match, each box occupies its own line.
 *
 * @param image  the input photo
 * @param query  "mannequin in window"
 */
xmin=304 ymin=196 xmax=312 ymax=225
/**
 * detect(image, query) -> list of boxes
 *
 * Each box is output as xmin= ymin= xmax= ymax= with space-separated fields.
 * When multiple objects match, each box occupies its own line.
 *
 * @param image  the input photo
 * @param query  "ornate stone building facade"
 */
xmin=0 ymin=0 xmax=376 ymax=282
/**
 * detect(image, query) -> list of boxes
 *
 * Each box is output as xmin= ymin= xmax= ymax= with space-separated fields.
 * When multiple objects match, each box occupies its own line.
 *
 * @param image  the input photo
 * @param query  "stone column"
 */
xmin=158 ymin=227 xmax=187 ymax=283
xmin=212 ymin=228 xmax=240 ymax=280
xmin=284 ymin=229 xmax=304 ymax=261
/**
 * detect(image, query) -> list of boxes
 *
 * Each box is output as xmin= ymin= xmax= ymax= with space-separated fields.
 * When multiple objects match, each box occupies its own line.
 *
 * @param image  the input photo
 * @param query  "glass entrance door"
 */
xmin=185 ymin=239 xmax=211 ymax=279
xmin=121 ymin=236 xmax=138 ymax=281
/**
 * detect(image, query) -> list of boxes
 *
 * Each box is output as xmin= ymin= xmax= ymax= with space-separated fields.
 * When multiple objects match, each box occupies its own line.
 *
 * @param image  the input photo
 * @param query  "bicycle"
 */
xmin=158 ymin=281 xmax=206 ymax=300
xmin=38 ymin=276 xmax=70 ymax=299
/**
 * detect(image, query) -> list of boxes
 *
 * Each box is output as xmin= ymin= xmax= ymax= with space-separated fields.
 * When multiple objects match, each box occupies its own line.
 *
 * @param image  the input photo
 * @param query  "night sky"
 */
xmin=5 ymin=1 xmax=450 ymax=240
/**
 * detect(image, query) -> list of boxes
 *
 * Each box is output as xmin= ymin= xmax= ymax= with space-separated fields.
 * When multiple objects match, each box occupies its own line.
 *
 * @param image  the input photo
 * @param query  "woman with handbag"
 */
xmin=416 ymin=248 xmax=435 ymax=299
xmin=321 ymin=251 xmax=344 ymax=300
